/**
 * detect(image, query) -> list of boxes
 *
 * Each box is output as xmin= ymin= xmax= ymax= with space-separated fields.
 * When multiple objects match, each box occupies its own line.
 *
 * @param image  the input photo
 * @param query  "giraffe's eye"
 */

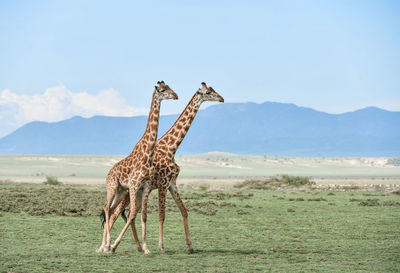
xmin=160 ymin=89 xmax=166 ymax=93
xmin=206 ymin=91 xmax=212 ymax=95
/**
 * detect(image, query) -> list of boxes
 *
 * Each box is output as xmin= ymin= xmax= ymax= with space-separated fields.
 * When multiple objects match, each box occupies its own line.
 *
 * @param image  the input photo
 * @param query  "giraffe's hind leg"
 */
xmin=169 ymin=182 xmax=194 ymax=253
xmin=109 ymin=182 xmax=140 ymax=253
xmin=103 ymin=195 xmax=132 ymax=250
xmin=96 ymin=181 xmax=126 ymax=253
xmin=130 ymin=188 xmax=144 ymax=252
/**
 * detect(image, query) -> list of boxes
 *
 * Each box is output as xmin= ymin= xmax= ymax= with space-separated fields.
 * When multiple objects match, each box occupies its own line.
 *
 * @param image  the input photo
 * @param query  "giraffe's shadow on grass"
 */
xmin=162 ymin=248 xmax=266 ymax=255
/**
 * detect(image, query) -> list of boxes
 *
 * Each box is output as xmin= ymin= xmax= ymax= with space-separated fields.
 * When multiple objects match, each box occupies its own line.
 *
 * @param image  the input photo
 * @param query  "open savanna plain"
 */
xmin=1 ymin=153 xmax=400 ymax=272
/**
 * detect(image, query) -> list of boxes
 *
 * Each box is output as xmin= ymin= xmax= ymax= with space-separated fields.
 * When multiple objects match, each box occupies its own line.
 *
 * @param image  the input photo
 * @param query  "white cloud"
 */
xmin=0 ymin=84 xmax=148 ymax=138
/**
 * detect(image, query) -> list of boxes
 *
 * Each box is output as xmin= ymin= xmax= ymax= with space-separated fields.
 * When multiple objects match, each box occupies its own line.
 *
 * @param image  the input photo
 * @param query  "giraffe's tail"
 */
xmin=100 ymin=208 xmax=127 ymax=227
xmin=121 ymin=209 xmax=127 ymax=223
xmin=100 ymin=209 xmax=106 ymax=228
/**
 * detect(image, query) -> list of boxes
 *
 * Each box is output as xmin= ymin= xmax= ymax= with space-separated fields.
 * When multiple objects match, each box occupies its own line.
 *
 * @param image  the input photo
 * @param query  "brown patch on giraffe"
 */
xmin=167 ymin=173 xmax=174 ymax=180
xmin=158 ymin=140 xmax=166 ymax=146
xmin=168 ymin=137 xmax=176 ymax=146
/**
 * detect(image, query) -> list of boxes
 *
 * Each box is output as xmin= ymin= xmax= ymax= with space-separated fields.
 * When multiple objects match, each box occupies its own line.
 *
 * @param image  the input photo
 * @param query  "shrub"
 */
xmin=43 ymin=176 xmax=63 ymax=186
xmin=234 ymin=175 xmax=314 ymax=189
xmin=387 ymin=158 xmax=400 ymax=166
xmin=280 ymin=175 xmax=314 ymax=186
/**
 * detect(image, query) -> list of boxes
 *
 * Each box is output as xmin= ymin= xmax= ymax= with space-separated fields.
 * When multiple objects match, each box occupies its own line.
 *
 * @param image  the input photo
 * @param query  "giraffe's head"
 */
xmin=196 ymin=82 xmax=224 ymax=103
xmin=155 ymin=81 xmax=178 ymax=101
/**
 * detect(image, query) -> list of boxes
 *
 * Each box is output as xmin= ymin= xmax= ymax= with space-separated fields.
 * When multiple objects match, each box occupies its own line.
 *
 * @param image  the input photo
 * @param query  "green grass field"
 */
xmin=1 ymin=181 xmax=399 ymax=272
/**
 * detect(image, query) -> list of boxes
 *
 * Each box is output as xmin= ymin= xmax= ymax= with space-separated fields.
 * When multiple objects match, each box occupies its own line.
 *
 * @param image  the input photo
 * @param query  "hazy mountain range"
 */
xmin=0 ymin=101 xmax=399 ymax=156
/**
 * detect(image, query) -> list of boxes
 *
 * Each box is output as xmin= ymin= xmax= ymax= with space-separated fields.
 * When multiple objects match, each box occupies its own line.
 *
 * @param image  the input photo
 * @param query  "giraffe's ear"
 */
xmin=155 ymin=85 xmax=159 ymax=91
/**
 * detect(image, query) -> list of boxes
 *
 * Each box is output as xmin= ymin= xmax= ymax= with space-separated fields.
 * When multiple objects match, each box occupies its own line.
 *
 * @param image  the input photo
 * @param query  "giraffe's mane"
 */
xmin=158 ymin=93 xmax=198 ymax=140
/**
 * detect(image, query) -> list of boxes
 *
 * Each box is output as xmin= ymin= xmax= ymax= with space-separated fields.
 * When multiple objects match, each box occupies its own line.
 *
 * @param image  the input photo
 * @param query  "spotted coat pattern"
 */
xmin=96 ymin=81 xmax=178 ymax=254
xmin=106 ymin=82 xmax=224 ymax=254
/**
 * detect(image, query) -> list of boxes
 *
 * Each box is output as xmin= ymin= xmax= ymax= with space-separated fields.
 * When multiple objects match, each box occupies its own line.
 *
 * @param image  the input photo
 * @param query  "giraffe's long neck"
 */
xmin=135 ymin=92 xmax=161 ymax=156
xmin=158 ymin=94 xmax=201 ymax=156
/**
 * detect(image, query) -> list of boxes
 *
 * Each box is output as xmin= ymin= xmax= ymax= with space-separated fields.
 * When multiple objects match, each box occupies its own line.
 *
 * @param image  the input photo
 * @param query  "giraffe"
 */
xmin=107 ymin=82 xmax=224 ymax=254
xmin=96 ymin=81 xmax=178 ymax=253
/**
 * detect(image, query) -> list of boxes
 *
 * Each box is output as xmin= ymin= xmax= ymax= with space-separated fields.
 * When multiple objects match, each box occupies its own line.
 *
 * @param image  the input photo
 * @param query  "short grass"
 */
xmin=1 ymin=182 xmax=399 ymax=272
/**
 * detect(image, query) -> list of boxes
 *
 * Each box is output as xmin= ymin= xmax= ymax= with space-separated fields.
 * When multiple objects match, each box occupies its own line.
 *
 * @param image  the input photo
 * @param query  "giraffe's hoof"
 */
xmin=96 ymin=246 xmax=104 ymax=253
xmin=159 ymin=248 xmax=165 ymax=254
xmin=103 ymin=246 xmax=115 ymax=253
xmin=143 ymin=249 xmax=150 ymax=254
xmin=137 ymin=246 xmax=143 ymax=252
xmin=188 ymin=248 xmax=195 ymax=254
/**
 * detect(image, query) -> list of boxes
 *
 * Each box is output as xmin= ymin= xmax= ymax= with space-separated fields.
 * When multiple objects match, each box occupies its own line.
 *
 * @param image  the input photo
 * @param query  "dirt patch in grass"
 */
xmin=219 ymin=202 xmax=237 ymax=208
xmin=307 ymin=198 xmax=327 ymax=201
xmin=189 ymin=201 xmax=218 ymax=216
xmin=289 ymin=198 xmax=305 ymax=201
xmin=359 ymin=199 xmax=380 ymax=206
xmin=382 ymin=201 xmax=400 ymax=206
xmin=237 ymin=209 xmax=250 ymax=215
xmin=363 ymin=193 xmax=387 ymax=197
xmin=182 ymin=191 xmax=253 ymax=201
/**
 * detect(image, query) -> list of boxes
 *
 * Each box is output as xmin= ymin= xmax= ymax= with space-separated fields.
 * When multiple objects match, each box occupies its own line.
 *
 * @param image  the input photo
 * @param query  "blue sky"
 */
xmin=0 ymin=0 xmax=399 ymax=137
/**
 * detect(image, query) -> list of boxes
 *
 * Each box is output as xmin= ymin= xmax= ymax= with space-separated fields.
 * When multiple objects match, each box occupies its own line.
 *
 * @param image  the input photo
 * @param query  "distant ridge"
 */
xmin=0 ymin=101 xmax=399 ymax=156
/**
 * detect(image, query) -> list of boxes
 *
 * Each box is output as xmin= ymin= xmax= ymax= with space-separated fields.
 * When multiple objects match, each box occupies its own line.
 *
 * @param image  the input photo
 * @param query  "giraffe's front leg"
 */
xmin=158 ymin=186 xmax=168 ymax=254
xmin=141 ymin=185 xmax=152 ymax=254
